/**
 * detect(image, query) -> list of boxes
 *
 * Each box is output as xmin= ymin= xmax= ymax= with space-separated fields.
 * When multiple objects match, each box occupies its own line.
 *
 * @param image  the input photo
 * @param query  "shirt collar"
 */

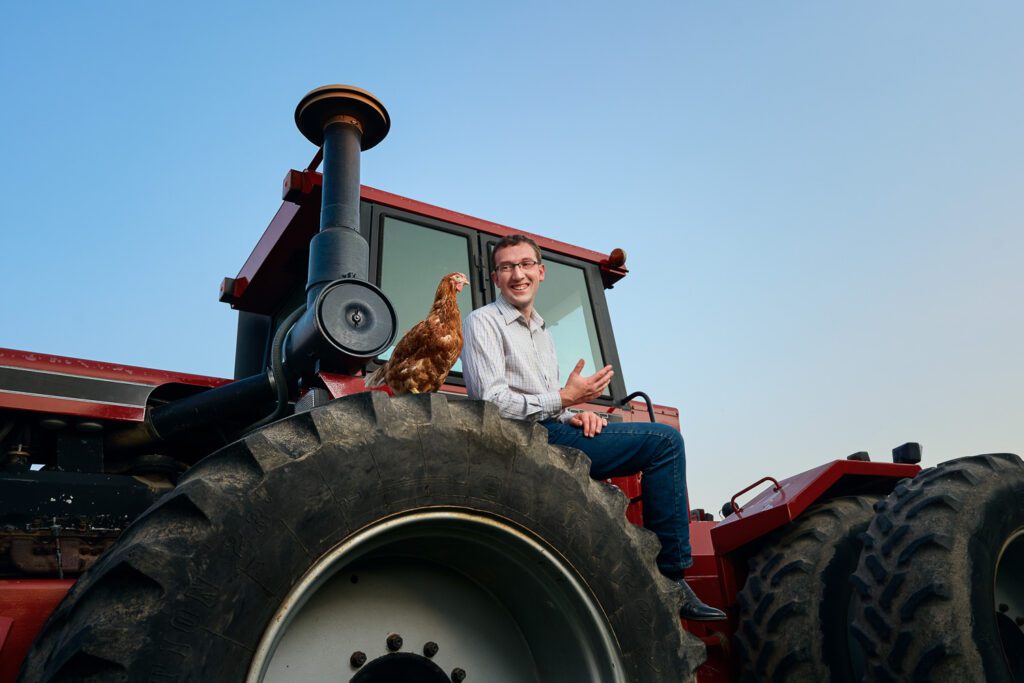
xmin=495 ymin=295 xmax=545 ymax=329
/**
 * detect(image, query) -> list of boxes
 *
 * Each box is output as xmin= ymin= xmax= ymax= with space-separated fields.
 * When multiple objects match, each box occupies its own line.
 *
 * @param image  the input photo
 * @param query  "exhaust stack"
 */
xmin=113 ymin=85 xmax=398 ymax=454
xmin=295 ymin=85 xmax=390 ymax=292
xmin=285 ymin=85 xmax=396 ymax=374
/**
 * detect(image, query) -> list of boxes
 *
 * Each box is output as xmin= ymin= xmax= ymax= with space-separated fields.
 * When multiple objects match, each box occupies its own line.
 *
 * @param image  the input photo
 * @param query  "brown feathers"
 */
xmin=364 ymin=272 xmax=470 ymax=394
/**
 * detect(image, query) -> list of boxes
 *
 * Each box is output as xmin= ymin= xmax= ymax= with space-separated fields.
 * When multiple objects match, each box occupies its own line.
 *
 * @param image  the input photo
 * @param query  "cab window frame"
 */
xmin=366 ymin=203 xmax=485 ymax=387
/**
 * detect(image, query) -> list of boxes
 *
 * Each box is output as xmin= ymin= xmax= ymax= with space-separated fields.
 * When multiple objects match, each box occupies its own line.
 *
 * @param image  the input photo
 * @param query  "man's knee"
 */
xmin=646 ymin=422 xmax=684 ymax=456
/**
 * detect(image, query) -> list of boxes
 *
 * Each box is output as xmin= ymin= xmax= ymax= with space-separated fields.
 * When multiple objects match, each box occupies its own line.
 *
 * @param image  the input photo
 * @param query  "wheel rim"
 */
xmin=247 ymin=509 xmax=625 ymax=683
xmin=995 ymin=526 xmax=1024 ymax=678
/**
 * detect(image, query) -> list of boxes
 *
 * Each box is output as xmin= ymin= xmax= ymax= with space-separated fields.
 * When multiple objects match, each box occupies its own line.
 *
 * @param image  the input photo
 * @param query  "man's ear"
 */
xmin=537 ymin=263 xmax=545 ymax=282
xmin=490 ymin=270 xmax=498 ymax=285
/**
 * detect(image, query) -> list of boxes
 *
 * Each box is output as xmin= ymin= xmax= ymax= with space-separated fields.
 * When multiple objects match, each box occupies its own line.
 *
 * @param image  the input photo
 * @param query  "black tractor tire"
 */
xmin=850 ymin=453 xmax=1024 ymax=683
xmin=735 ymin=495 xmax=882 ymax=683
xmin=18 ymin=392 xmax=704 ymax=683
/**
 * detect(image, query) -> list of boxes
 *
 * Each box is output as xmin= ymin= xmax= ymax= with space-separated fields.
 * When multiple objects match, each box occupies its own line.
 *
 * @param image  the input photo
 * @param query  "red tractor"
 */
xmin=1 ymin=85 xmax=1022 ymax=683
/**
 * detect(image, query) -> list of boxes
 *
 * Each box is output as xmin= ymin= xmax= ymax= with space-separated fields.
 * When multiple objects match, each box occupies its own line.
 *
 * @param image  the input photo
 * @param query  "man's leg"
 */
xmin=541 ymin=419 xmax=726 ymax=622
xmin=540 ymin=420 xmax=691 ymax=578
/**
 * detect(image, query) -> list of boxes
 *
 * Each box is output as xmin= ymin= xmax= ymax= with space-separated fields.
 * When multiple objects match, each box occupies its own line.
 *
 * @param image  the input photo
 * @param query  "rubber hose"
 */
xmin=246 ymin=303 xmax=307 ymax=432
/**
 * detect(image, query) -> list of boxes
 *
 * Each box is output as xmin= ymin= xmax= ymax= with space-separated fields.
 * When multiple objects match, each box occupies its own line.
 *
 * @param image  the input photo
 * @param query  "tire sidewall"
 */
xmin=969 ymin=468 xmax=1024 ymax=682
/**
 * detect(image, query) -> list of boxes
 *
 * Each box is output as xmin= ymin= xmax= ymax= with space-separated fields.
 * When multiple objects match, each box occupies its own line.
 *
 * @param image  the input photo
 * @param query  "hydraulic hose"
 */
xmin=247 ymin=303 xmax=307 ymax=432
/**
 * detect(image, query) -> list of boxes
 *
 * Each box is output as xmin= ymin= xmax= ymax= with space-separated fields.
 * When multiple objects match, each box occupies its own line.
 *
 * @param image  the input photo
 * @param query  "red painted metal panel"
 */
xmin=318 ymin=372 xmax=391 ymax=399
xmin=0 ymin=579 xmax=73 ymax=683
xmin=606 ymin=474 xmax=644 ymax=526
xmin=228 ymin=200 xmax=307 ymax=309
xmin=0 ymin=348 xmax=229 ymax=423
xmin=360 ymin=184 xmax=627 ymax=273
xmin=230 ymin=172 xmax=628 ymax=312
xmin=687 ymin=521 xmax=717 ymax=579
xmin=686 ymin=521 xmax=734 ymax=682
xmin=0 ymin=392 xmax=145 ymax=421
xmin=0 ymin=348 xmax=229 ymax=388
xmin=711 ymin=459 xmax=920 ymax=554
xmin=692 ymin=624 xmax=734 ymax=683
xmin=281 ymin=169 xmax=626 ymax=268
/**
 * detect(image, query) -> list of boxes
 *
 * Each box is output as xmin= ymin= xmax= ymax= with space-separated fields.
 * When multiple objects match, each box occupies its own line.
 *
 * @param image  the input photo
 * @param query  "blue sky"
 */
xmin=2 ymin=3 xmax=1021 ymax=512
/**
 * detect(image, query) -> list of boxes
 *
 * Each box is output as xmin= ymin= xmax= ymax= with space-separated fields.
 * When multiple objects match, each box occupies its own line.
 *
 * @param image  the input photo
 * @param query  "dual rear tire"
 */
xmin=735 ymin=495 xmax=880 ymax=682
xmin=851 ymin=453 xmax=1024 ymax=682
xmin=737 ymin=453 xmax=1024 ymax=682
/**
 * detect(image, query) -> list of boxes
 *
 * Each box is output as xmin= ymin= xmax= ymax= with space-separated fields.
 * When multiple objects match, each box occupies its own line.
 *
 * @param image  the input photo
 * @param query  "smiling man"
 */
xmin=461 ymin=234 xmax=725 ymax=622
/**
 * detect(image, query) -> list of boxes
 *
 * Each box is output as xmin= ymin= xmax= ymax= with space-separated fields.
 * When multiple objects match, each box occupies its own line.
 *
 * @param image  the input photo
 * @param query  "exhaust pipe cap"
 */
xmin=295 ymin=84 xmax=390 ymax=150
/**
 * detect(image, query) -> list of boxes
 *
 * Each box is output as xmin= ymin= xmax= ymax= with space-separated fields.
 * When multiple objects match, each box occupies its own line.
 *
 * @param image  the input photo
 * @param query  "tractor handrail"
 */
xmin=730 ymin=476 xmax=781 ymax=513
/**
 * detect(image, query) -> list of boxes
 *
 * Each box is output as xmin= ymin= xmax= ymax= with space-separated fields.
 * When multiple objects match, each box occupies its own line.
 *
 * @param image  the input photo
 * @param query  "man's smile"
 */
xmin=491 ymin=242 xmax=546 ymax=317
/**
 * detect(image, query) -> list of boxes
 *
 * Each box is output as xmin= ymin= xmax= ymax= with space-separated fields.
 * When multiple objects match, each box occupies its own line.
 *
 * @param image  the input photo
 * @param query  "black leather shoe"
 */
xmin=677 ymin=579 xmax=726 ymax=621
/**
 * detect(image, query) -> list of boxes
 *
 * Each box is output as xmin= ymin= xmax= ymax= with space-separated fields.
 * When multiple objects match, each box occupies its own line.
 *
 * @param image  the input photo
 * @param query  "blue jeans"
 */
xmin=540 ymin=419 xmax=692 ymax=577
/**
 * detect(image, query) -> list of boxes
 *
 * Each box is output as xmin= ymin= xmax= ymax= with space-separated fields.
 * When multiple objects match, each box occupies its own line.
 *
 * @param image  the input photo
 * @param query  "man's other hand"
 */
xmin=568 ymin=411 xmax=606 ymax=438
xmin=559 ymin=359 xmax=614 ymax=407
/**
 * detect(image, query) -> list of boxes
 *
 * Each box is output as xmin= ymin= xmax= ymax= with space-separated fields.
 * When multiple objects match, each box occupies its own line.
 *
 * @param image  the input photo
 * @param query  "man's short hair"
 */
xmin=492 ymin=235 xmax=542 ymax=270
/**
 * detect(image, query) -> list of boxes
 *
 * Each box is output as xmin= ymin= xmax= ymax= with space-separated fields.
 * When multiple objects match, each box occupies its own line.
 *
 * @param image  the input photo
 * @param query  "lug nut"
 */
xmin=350 ymin=651 xmax=367 ymax=668
xmin=451 ymin=668 xmax=466 ymax=682
xmin=386 ymin=633 xmax=403 ymax=651
xmin=423 ymin=641 xmax=439 ymax=658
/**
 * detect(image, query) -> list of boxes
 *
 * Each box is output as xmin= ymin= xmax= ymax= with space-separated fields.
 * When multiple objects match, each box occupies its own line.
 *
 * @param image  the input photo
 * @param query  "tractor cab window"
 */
xmin=377 ymin=217 xmax=473 ymax=372
xmin=534 ymin=260 xmax=606 ymax=395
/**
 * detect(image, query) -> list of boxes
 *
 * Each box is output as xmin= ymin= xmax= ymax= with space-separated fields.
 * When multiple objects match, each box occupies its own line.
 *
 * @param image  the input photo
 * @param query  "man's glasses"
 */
xmin=494 ymin=259 xmax=541 ymax=274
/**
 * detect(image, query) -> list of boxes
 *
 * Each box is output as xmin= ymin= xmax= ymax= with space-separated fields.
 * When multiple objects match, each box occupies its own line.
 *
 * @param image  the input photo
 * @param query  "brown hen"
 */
xmin=364 ymin=272 xmax=470 ymax=394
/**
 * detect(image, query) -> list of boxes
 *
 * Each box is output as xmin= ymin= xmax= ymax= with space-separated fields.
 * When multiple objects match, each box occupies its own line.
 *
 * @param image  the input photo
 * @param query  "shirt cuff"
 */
xmin=538 ymin=390 xmax=563 ymax=419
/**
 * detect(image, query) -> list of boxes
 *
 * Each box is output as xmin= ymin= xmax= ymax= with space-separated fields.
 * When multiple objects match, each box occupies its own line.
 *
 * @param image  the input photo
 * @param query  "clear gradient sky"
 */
xmin=2 ymin=3 xmax=1021 ymax=513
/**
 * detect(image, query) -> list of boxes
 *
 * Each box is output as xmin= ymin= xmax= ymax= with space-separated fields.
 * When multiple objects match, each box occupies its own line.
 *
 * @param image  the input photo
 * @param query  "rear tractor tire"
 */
xmin=851 ymin=453 xmax=1024 ymax=683
xmin=735 ymin=495 xmax=881 ymax=683
xmin=18 ymin=392 xmax=705 ymax=683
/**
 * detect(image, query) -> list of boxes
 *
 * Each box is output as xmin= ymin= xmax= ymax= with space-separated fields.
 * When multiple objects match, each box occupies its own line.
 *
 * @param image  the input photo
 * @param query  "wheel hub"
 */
xmin=247 ymin=509 xmax=625 ymax=683
xmin=350 ymin=652 xmax=449 ymax=682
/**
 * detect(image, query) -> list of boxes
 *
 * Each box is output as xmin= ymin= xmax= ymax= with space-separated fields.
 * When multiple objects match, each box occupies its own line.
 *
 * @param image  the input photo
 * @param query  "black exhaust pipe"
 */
xmin=284 ymin=85 xmax=397 ymax=375
xmin=114 ymin=86 xmax=397 ymax=453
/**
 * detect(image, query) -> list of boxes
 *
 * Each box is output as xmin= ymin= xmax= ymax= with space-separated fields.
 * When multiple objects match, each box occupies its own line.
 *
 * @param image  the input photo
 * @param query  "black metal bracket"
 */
xmin=618 ymin=391 xmax=656 ymax=423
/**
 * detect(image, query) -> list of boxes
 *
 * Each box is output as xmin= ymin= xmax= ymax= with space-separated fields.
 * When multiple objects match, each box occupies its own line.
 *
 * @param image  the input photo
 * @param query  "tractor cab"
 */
xmin=221 ymin=170 xmax=636 ymax=415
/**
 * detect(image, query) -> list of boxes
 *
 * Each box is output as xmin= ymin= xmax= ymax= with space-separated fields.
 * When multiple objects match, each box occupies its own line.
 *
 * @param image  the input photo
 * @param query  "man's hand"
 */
xmin=568 ymin=411 xmax=606 ymax=438
xmin=559 ymin=359 xmax=614 ymax=407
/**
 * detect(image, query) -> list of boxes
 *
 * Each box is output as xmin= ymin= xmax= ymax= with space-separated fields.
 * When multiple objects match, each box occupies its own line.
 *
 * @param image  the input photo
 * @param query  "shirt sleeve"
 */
xmin=462 ymin=312 xmax=564 ymax=421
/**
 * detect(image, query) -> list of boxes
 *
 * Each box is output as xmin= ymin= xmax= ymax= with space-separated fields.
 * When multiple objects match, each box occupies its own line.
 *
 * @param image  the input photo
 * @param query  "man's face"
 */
xmin=491 ymin=243 xmax=545 ymax=313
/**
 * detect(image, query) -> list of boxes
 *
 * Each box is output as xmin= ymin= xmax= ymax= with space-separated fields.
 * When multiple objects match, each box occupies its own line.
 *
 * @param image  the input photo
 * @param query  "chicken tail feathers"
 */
xmin=363 ymin=364 xmax=387 ymax=388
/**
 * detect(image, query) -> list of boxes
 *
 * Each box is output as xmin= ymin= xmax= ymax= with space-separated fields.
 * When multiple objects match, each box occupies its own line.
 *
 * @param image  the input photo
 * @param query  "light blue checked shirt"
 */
xmin=462 ymin=296 xmax=572 ymax=423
